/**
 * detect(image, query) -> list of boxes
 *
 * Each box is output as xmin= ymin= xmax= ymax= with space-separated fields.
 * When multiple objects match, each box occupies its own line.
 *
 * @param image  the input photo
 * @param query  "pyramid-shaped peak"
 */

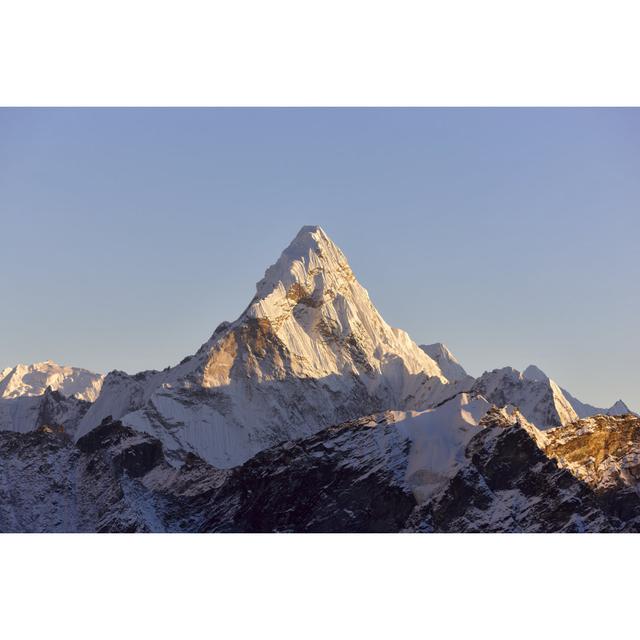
xmin=297 ymin=224 xmax=325 ymax=237
xmin=232 ymin=226 xmax=447 ymax=384
xmin=254 ymin=226 xmax=354 ymax=303
xmin=609 ymin=399 xmax=631 ymax=414
xmin=523 ymin=364 xmax=549 ymax=382
xmin=281 ymin=225 xmax=342 ymax=260
xmin=421 ymin=343 xmax=459 ymax=363
xmin=420 ymin=343 xmax=469 ymax=383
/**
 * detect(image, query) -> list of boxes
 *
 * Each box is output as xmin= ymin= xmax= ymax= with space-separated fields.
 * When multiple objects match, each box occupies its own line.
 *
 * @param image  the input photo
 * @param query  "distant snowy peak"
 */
xmin=609 ymin=400 xmax=634 ymax=414
xmin=420 ymin=343 xmax=470 ymax=383
xmin=0 ymin=361 xmax=104 ymax=402
xmin=522 ymin=363 xmax=635 ymax=418
xmin=472 ymin=366 xmax=578 ymax=429
xmin=522 ymin=364 xmax=549 ymax=382
xmin=562 ymin=390 xmax=636 ymax=419
xmin=0 ymin=386 xmax=90 ymax=437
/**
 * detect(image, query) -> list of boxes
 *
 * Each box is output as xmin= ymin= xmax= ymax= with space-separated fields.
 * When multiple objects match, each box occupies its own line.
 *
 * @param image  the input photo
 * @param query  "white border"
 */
xmin=1 ymin=0 xmax=640 ymax=105
xmin=2 ymin=533 xmax=639 ymax=639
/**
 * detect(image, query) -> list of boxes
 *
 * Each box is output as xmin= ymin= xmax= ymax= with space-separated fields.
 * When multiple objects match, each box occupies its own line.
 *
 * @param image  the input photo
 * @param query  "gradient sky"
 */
xmin=0 ymin=108 xmax=638 ymax=409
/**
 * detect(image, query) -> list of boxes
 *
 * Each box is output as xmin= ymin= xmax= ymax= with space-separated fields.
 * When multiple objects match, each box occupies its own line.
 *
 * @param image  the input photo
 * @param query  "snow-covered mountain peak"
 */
xmin=198 ymin=225 xmax=447 ymax=388
xmin=472 ymin=366 xmax=578 ymax=429
xmin=523 ymin=364 xmax=549 ymax=382
xmin=521 ymin=364 xmax=636 ymax=419
xmin=420 ymin=343 xmax=470 ymax=383
xmin=0 ymin=360 xmax=104 ymax=402
xmin=249 ymin=225 xmax=356 ymax=322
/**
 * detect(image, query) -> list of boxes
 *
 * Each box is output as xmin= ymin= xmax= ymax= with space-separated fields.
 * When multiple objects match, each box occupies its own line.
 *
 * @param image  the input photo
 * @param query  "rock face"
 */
xmin=544 ymin=415 xmax=640 ymax=492
xmin=0 ymin=415 xmax=415 ymax=533
xmin=203 ymin=393 xmax=493 ymax=532
xmin=406 ymin=418 xmax=620 ymax=532
xmin=0 ymin=418 xmax=229 ymax=533
xmin=74 ymin=226 xmax=455 ymax=467
xmin=406 ymin=412 xmax=640 ymax=532
xmin=201 ymin=417 xmax=416 ymax=533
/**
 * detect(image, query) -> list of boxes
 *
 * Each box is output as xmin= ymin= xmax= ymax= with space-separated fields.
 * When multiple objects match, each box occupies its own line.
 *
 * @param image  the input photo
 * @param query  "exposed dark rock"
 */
xmin=200 ymin=419 xmax=415 ymax=533
xmin=3 ymin=412 xmax=640 ymax=533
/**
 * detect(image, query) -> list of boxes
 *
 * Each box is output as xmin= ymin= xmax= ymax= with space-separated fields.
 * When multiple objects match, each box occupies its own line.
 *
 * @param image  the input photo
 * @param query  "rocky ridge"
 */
xmin=3 ymin=402 xmax=639 ymax=533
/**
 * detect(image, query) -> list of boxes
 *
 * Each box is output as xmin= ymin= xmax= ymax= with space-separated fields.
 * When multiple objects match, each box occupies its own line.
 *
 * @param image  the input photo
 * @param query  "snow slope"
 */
xmin=387 ymin=393 xmax=492 ymax=502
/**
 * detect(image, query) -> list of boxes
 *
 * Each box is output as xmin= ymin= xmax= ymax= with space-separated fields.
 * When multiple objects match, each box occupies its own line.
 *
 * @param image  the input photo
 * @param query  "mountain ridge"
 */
xmin=0 ymin=360 xmax=103 ymax=402
xmin=3 ymin=404 xmax=640 ymax=533
xmin=522 ymin=363 xmax=636 ymax=418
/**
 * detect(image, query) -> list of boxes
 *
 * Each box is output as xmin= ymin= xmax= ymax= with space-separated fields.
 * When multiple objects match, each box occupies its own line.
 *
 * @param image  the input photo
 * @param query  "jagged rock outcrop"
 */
xmin=200 ymin=417 xmax=416 ymax=533
xmin=0 ymin=414 xmax=416 ymax=533
xmin=405 ymin=418 xmax=620 ymax=532
xmin=4 ymin=403 xmax=640 ymax=533
xmin=0 ymin=417 xmax=228 ymax=533
xmin=544 ymin=414 xmax=640 ymax=490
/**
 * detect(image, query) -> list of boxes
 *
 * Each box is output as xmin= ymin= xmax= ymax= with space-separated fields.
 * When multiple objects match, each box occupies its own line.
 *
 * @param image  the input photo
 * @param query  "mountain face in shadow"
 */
xmin=2 ymin=407 xmax=639 ymax=533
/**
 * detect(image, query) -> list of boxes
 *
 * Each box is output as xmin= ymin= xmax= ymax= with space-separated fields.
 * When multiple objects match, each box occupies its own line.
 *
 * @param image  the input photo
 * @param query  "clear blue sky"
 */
xmin=0 ymin=108 xmax=638 ymax=409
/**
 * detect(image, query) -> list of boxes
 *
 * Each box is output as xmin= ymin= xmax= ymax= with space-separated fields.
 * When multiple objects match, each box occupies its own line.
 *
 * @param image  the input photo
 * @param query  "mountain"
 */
xmin=521 ymin=364 xmax=548 ymax=382
xmin=471 ymin=366 xmax=578 ymax=429
xmin=522 ymin=364 xmax=635 ymax=419
xmin=0 ymin=387 xmax=90 ymax=438
xmin=420 ymin=343 xmax=472 ymax=384
xmin=75 ymin=226 xmax=455 ymax=467
xmin=0 ymin=360 xmax=103 ymax=402
xmin=0 ymin=361 xmax=101 ymax=436
xmin=2 ymin=225 xmax=637 ymax=533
